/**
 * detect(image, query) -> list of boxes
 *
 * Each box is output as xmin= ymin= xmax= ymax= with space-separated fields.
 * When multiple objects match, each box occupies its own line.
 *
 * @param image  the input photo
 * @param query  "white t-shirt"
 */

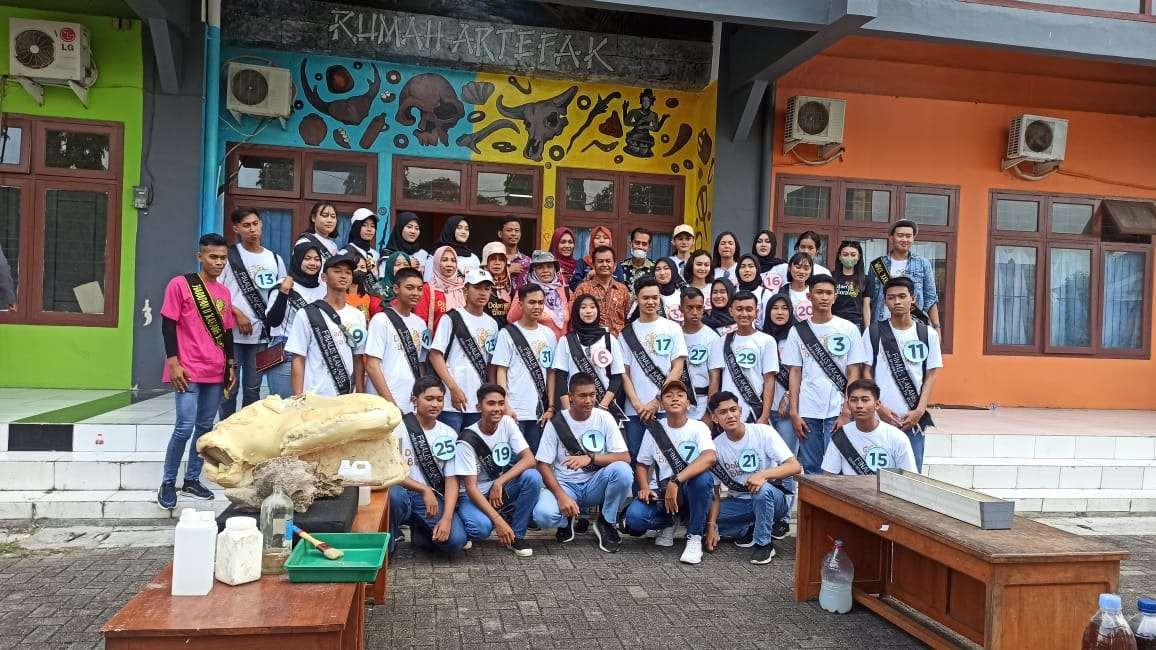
xmin=636 ymin=418 xmax=715 ymax=489
xmin=683 ymin=326 xmax=721 ymax=420
xmin=451 ymin=416 xmax=530 ymax=495
xmin=219 ymin=245 xmax=286 ymax=344
xmin=340 ymin=244 xmax=380 ymax=274
xmin=430 ymin=308 xmax=499 ymax=414
xmin=772 ymin=338 xmax=790 ymax=410
xmin=284 ymin=303 xmax=366 ymax=396
xmin=713 ymin=423 xmax=796 ymax=500
xmin=780 ymin=316 xmax=868 ymax=419
xmin=709 ymin=330 xmax=779 ymax=421
xmin=266 ymin=283 xmax=326 ymax=339
xmin=750 ymin=286 xmax=773 ymax=329
xmin=821 ymin=420 xmax=916 ymax=475
xmin=491 ymin=322 xmax=557 ymax=420
xmin=364 ymin=308 xmax=427 ymax=412
xmin=617 ymin=317 xmax=688 ymax=416
xmin=788 ymin=287 xmax=813 ymax=322
xmin=714 ymin=264 xmax=738 ymax=286
xmin=535 ymin=408 xmax=627 ymax=485
xmin=859 ymin=322 xmax=943 ymax=421
xmin=399 ymin=418 xmax=459 ymax=489
xmin=552 ymin=331 xmax=624 ymax=395
xmin=767 ymin=261 xmax=832 ymax=289
xmin=295 ymin=234 xmax=339 ymax=258
xmin=880 ymin=256 xmax=911 ymax=319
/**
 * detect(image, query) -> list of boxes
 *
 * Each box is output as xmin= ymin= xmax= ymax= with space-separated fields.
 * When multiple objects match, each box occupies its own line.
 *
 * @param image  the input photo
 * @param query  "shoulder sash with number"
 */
xmin=678 ymin=362 xmax=700 ymax=407
xmin=622 ymin=323 xmax=668 ymax=392
xmin=550 ymin=413 xmax=597 ymax=472
xmin=403 ymin=413 xmax=445 ymax=491
xmin=832 ymin=426 xmax=873 ymax=475
xmin=227 ymin=245 xmax=269 ymax=329
xmin=870 ymin=322 xmax=935 ymax=429
xmin=870 ymin=256 xmax=929 ymax=325
xmin=506 ymin=324 xmax=547 ymax=418
xmin=723 ymin=332 xmax=764 ymax=419
xmin=457 ymin=428 xmax=504 ymax=481
xmin=300 ymin=233 xmax=333 ymax=260
xmin=643 ymin=418 xmax=690 ymax=481
xmin=303 ymin=300 xmax=352 ymax=395
xmin=444 ymin=309 xmax=489 ymax=382
xmin=795 ymin=321 xmax=847 ymax=393
xmin=710 ymin=456 xmax=750 ymax=493
xmin=382 ymin=307 xmax=423 ymax=380
xmin=184 ymin=273 xmax=226 ymax=349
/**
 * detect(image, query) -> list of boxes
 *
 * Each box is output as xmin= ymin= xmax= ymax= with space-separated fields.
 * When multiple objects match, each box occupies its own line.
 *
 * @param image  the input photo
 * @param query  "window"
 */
xmin=963 ymin=0 xmax=1154 ymax=20
xmin=774 ymin=175 xmax=958 ymax=350
xmin=0 ymin=116 xmax=122 ymax=327
xmin=557 ymin=168 xmax=684 ymax=261
xmin=986 ymin=191 xmax=1153 ymax=358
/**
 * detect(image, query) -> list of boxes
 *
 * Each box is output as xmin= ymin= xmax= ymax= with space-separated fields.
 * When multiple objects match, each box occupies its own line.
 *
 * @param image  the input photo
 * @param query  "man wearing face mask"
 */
xmin=614 ymin=228 xmax=655 ymax=298
xmin=867 ymin=219 xmax=940 ymax=329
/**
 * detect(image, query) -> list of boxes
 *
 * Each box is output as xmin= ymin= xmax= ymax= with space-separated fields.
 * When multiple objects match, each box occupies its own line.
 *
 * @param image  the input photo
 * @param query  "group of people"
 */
xmin=157 ymin=203 xmax=945 ymax=566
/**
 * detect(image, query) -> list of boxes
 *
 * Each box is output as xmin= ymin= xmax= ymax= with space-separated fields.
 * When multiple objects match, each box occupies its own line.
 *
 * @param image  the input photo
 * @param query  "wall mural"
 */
xmin=220 ymin=48 xmax=717 ymax=248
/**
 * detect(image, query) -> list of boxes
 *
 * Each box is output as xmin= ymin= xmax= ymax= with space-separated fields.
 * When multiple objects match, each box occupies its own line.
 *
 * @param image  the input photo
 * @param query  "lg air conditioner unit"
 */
xmin=1007 ymin=114 xmax=1068 ymax=163
xmin=784 ymin=95 xmax=846 ymax=154
xmin=226 ymin=63 xmax=293 ymax=126
xmin=8 ymin=18 xmax=97 ymax=107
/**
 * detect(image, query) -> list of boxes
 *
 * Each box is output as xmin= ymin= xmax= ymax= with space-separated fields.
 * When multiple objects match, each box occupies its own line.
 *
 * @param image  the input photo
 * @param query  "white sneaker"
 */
xmin=463 ymin=540 xmax=473 ymax=550
xmin=680 ymin=534 xmax=703 ymax=564
xmin=654 ymin=526 xmax=676 ymax=547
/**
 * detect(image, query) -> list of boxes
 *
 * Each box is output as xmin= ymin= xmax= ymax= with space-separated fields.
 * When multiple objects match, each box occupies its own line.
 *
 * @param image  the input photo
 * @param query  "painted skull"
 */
xmin=395 ymin=73 xmax=466 ymax=146
xmin=496 ymin=86 xmax=578 ymax=161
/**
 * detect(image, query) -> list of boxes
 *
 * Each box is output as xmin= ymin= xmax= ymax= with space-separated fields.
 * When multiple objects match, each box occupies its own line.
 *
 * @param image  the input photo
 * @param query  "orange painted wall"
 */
xmin=771 ymin=53 xmax=1156 ymax=409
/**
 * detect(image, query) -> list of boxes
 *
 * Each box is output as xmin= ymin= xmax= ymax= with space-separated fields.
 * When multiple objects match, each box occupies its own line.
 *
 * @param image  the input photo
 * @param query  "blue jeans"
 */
xmin=265 ymin=340 xmax=294 ymax=398
xmin=905 ymin=425 xmax=925 ymax=473
xmin=457 ymin=469 xmax=543 ymax=539
xmin=623 ymin=471 xmax=715 ymax=537
xmin=799 ymin=416 xmax=838 ymax=475
xmin=162 ymin=382 xmax=223 ymax=484
xmin=437 ymin=411 xmax=480 ymax=433
xmin=533 ymin=462 xmax=633 ymax=528
xmin=219 ymin=342 xmax=262 ymax=418
xmin=716 ymin=482 xmax=789 ymax=546
xmin=388 ymin=486 xmax=468 ymax=553
xmin=771 ymin=412 xmax=799 ymax=456
xmin=518 ymin=420 xmax=542 ymax=454
xmin=625 ymin=414 xmax=666 ymax=462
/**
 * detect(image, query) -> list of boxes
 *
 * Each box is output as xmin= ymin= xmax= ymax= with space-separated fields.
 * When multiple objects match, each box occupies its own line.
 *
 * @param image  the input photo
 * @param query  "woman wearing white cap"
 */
xmin=481 ymin=241 xmax=512 ymax=327
xmin=342 ymin=208 xmax=380 ymax=271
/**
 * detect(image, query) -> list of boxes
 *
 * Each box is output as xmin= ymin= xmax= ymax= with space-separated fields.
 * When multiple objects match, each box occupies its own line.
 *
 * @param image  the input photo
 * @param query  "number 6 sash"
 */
xmin=303 ymin=301 xmax=352 ymax=395
xmin=505 ymin=324 xmax=548 ymax=418
xmin=457 ymin=428 xmax=504 ymax=481
xmin=621 ymin=323 xmax=668 ymax=392
xmin=795 ymin=321 xmax=848 ymax=393
xmin=564 ymin=332 xmax=629 ymax=420
xmin=403 ymin=413 xmax=446 ymax=492
xmin=723 ymin=332 xmax=764 ymax=420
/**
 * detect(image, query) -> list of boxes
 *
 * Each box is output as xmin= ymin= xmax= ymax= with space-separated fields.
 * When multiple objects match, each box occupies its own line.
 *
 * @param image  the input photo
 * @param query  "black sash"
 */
xmin=403 ymin=413 xmax=445 ymax=492
xmin=300 ymin=233 xmax=333 ymax=260
xmin=550 ymin=412 xmax=597 ymax=472
xmin=445 ymin=310 xmax=489 ymax=382
xmin=795 ymin=321 xmax=847 ymax=393
xmin=227 ymin=245 xmax=269 ymax=330
xmin=723 ymin=333 xmax=764 ymax=419
xmin=303 ymin=300 xmax=352 ymax=395
xmin=505 ymin=324 xmax=547 ymax=418
xmin=871 ymin=323 xmax=935 ymax=429
xmin=564 ymin=332 xmax=630 ymax=422
xmin=184 ymin=273 xmax=226 ymax=349
xmin=774 ymin=364 xmax=790 ymax=391
xmin=644 ymin=418 xmax=689 ymax=491
xmin=832 ymin=426 xmax=873 ymax=475
xmin=382 ymin=307 xmax=422 ymax=379
xmin=622 ymin=323 xmax=668 ymax=392
xmin=710 ymin=457 xmax=750 ymax=493
xmin=679 ymin=363 xmax=700 ymax=406
xmin=458 ymin=428 xmax=504 ymax=482
xmin=870 ymin=256 xmax=929 ymax=325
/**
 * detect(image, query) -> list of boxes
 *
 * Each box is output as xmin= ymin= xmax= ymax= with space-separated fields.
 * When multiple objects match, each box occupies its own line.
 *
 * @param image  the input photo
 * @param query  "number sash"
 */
xmin=505 ymin=324 xmax=548 ymax=418
xmin=382 ymin=307 xmax=423 ymax=380
xmin=870 ymin=322 xmax=935 ymax=429
xmin=622 ymin=323 xmax=670 ymax=393
xmin=303 ymin=300 xmax=352 ymax=395
xmin=403 ymin=413 xmax=446 ymax=492
xmin=300 ymin=233 xmax=333 ymax=260
xmin=795 ymin=321 xmax=848 ymax=393
xmin=227 ymin=245 xmax=271 ymax=333
xmin=870 ymin=256 xmax=929 ymax=325
xmin=183 ymin=273 xmax=226 ymax=349
xmin=831 ymin=427 xmax=874 ymax=475
xmin=709 ymin=454 xmax=750 ymax=494
xmin=643 ymin=418 xmax=690 ymax=491
xmin=723 ymin=333 xmax=764 ymax=420
xmin=549 ymin=412 xmax=597 ymax=473
xmin=457 ymin=427 xmax=504 ymax=482
xmin=445 ymin=309 xmax=489 ymax=383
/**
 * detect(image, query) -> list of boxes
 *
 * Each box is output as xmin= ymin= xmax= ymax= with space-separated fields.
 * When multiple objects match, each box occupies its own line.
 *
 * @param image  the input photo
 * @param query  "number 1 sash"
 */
xmin=549 ymin=412 xmax=597 ymax=472
xmin=227 ymin=245 xmax=269 ymax=329
xmin=183 ymin=273 xmax=226 ymax=349
xmin=403 ymin=413 xmax=446 ymax=492
xmin=832 ymin=426 xmax=874 ymax=475
xmin=723 ymin=332 xmax=764 ymax=419
xmin=622 ymin=323 xmax=668 ymax=392
xmin=870 ymin=256 xmax=929 ymax=325
xmin=303 ymin=300 xmax=352 ymax=395
xmin=505 ymin=324 xmax=548 ymax=418
xmin=457 ymin=427 xmax=504 ymax=481
xmin=871 ymin=323 xmax=935 ymax=429
xmin=445 ymin=309 xmax=489 ymax=382
xmin=795 ymin=321 xmax=848 ymax=393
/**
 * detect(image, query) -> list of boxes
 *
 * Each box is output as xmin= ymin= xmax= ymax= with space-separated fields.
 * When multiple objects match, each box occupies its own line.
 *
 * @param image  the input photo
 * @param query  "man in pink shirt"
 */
xmin=157 ymin=233 xmax=237 ymax=510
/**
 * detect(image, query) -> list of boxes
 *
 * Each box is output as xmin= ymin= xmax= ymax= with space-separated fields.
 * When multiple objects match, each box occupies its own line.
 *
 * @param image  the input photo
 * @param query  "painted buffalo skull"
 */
xmin=496 ymin=86 xmax=578 ymax=161
xmin=395 ymin=73 xmax=465 ymax=146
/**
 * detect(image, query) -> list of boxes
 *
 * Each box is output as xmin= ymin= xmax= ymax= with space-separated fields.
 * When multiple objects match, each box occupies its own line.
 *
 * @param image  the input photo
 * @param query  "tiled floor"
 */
xmin=934 ymin=406 xmax=1156 ymax=437
xmin=78 ymin=393 xmax=176 ymax=425
xmin=0 ymin=389 xmax=122 ymax=423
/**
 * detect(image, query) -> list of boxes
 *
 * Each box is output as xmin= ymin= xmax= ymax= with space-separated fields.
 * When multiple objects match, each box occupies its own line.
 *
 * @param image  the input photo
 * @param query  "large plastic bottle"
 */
xmin=172 ymin=508 xmax=216 ymax=596
xmin=1082 ymin=593 xmax=1138 ymax=650
xmin=260 ymin=487 xmax=295 ymax=575
xmin=819 ymin=539 xmax=854 ymax=614
xmin=215 ymin=516 xmax=263 ymax=586
xmin=1131 ymin=598 xmax=1156 ymax=650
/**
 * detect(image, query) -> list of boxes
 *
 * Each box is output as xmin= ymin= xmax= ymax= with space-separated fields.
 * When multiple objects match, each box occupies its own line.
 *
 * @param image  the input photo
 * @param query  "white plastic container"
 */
xmin=215 ymin=516 xmax=262 ymax=586
xmin=339 ymin=459 xmax=372 ymax=506
xmin=172 ymin=508 xmax=216 ymax=596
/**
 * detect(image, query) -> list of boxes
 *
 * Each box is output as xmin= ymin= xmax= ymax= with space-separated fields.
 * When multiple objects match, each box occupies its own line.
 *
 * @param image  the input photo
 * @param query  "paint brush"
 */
xmin=291 ymin=525 xmax=344 ymax=561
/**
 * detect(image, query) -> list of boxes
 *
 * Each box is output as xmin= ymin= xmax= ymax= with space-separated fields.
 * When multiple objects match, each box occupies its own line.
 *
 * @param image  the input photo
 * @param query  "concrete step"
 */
xmin=0 ymin=423 xmax=175 ymax=453
xmin=0 ymin=452 xmax=222 ymax=492
xmin=979 ymin=488 xmax=1156 ymax=513
xmin=0 ymin=490 xmax=228 ymax=520
xmin=924 ymin=433 xmax=1156 ymax=461
xmin=922 ymin=458 xmax=1156 ymax=491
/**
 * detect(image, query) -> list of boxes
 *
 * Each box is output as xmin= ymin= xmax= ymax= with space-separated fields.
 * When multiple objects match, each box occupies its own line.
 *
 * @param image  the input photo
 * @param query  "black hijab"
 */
xmin=754 ymin=229 xmax=783 ymax=273
xmin=654 ymin=257 xmax=682 ymax=296
xmin=383 ymin=211 xmax=421 ymax=255
xmin=702 ymin=278 xmax=736 ymax=331
xmin=569 ymin=294 xmax=606 ymax=346
xmin=763 ymin=293 xmax=797 ymax=341
xmin=289 ymin=240 xmax=321 ymax=289
xmin=346 ymin=211 xmax=377 ymax=256
xmin=736 ymin=254 xmax=764 ymax=292
xmin=436 ymin=215 xmax=474 ymax=259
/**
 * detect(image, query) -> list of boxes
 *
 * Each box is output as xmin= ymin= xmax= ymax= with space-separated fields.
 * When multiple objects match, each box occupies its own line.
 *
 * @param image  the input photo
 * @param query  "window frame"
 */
xmin=302 ymin=151 xmax=377 ymax=203
xmin=0 ymin=116 xmax=32 ymax=174
xmin=466 ymin=161 xmax=543 ymax=216
xmin=961 ymin=0 xmax=1155 ymax=23
xmin=226 ymin=144 xmax=304 ymax=200
xmin=33 ymin=118 xmax=123 ymax=182
xmin=558 ymin=167 xmax=685 ymax=261
xmin=391 ymin=155 xmax=470 ymax=213
xmin=1042 ymin=242 xmax=1098 ymax=355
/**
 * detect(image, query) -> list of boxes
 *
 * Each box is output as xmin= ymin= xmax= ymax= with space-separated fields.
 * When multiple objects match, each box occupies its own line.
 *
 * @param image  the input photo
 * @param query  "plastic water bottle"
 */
xmin=819 ymin=539 xmax=854 ymax=614
xmin=171 ymin=508 xmax=216 ymax=596
xmin=1082 ymin=593 xmax=1138 ymax=650
xmin=338 ymin=459 xmax=372 ymax=506
xmin=1131 ymin=597 xmax=1156 ymax=650
xmin=260 ymin=487 xmax=295 ymax=575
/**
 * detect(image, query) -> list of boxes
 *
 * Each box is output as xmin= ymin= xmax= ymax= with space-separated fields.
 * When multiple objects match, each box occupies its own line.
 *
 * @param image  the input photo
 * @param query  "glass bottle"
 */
xmin=259 ymin=487 xmax=294 ymax=575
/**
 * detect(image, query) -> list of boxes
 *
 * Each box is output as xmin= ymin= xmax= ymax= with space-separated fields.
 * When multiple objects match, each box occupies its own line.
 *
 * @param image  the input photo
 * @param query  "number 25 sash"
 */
xmin=403 ymin=413 xmax=446 ymax=492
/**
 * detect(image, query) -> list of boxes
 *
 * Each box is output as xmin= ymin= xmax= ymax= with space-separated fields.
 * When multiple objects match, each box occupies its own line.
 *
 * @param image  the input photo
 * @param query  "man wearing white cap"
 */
xmin=429 ymin=268 xmax=500 ymax=432
xmin=670 ymin=224 xmax=695 ymax=277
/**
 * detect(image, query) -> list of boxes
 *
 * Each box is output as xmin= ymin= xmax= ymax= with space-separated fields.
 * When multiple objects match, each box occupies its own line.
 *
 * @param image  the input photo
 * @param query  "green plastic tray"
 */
xmin=284 ymin=532 xmax=389 ymax=583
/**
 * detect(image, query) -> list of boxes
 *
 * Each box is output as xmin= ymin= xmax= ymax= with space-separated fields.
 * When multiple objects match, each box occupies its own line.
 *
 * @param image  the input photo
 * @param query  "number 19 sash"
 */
xmin=457 ymin=428 xmax=504 ymax=481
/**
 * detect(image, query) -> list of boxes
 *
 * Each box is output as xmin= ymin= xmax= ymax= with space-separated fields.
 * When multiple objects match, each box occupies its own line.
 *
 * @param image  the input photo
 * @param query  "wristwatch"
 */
xmin=670 ymin=476 xmax=682 ymax=487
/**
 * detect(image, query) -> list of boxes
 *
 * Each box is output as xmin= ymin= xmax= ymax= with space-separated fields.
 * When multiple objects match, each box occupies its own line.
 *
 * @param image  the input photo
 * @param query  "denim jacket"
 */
xmin=868 ymin=254 xmax=938 ymax=322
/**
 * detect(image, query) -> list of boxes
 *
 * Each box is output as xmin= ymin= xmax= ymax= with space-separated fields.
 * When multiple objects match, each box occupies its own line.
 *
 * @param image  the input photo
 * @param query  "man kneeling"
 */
xmin=533 ymin=372 xmax=632 ymax=552
xmin=708 ymin=391 xmax=802 ymax=564
xmin=821 ymin=378 xmax=917 ymax=475
xmin=623 ymin=380 xmax=716 ymax=565
xmin=452 ymin=384 xmax=544 ymax=557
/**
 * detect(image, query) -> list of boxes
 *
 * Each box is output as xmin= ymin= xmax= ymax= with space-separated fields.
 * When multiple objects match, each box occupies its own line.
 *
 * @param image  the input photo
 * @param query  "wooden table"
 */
xmin=103 ymin=489 xmax=391 ymax=649
xmin=794 ymin=475 xmax=1129 ymax=649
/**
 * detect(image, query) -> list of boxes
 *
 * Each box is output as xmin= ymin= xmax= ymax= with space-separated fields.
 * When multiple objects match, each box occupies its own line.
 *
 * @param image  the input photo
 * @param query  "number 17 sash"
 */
xmin=622 ymin=323 xmax=670 ymax=393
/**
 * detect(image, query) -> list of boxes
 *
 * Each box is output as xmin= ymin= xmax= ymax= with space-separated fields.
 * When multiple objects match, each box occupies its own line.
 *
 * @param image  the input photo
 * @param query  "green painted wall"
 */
xmin=0 ymin=7 xmax=142 ymax=388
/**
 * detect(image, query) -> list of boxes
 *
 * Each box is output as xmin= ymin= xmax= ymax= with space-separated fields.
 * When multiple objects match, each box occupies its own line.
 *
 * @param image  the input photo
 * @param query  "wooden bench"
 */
xmin=794 ymin=475 xmax=1129 ymax=649
xmin=102 ymin=489 xmax=391 ymax=649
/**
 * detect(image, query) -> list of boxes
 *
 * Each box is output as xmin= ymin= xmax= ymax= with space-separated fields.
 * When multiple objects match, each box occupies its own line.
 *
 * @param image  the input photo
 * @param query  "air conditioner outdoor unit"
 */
xmin=1007 ymin=114 xmax=1068 ymax=163
xmin=784 ymin=95 xmax=846 ymax=153
xmin=8 ymin=18 xmax=97 ymax=107
xmin=226 ymin=62 xmax=293 ymax=125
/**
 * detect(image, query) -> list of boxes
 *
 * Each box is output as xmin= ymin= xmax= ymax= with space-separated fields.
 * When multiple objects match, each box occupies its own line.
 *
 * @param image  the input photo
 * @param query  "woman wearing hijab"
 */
xmin=378 ymin=250 xmax=415 ymax=304
xmin=628 ymin=256 xmax=683 ymax=323
xmin=264 ymin=240 xmax=327 ymax=397
xmin=380 ymin=211 xmax=430 ymax=275
xmin=416 ymin=245 xmax=465 ymax=332
xmin=296 ymin=202 xmax=340 ymax=259
xmin=343 ymin=208 xmax=380 ymax=271
xmin=702 ymin=277 xmax=737 ymax=335
xmin=425 ymin=215 xmax=480 ymax=281
xmin=481 ymin=241 xmax=512 ymax=327
xmin=753 ymin=229 xmax=784 ymax=274
xmin=712 ymin=231 xmax=741 ymax=285
xmin=507 ymin=250 xmax=570 ymax=339
xmin=568 ymin=225 xmax=613 ymax=290
xmin=683 ymin=249 xmax=714 ymax=290
xmin=550 ymin=227 xmax=578 ymax=287
xmin=736 ymin=254 xmax=773 ymax=328
xmin=832 ymin=240 xmax=870 ymax=328
xmin=763 ymin=293 xmax=800 ymax=453
xmin=551 ymin=294 xmax=625 ymax=414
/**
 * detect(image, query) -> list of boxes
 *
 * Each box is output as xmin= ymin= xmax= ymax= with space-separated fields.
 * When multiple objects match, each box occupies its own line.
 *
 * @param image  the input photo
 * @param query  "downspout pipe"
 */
xmin=199 ymin=0 xmax=222 ymax=235
xmin=758 ymin=83 xmax=775 ymax=231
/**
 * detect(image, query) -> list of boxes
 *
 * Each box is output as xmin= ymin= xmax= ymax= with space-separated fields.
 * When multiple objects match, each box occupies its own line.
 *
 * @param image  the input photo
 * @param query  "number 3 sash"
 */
xmin=622 ymin=323 xmax=669 ymax=393
xmin=870 ymin=256 xmax=929 ymax=325
xmin=795 ymin=321 xmax=848 ymax=393
xmin=832 ymin=427 xmax=873 ymax=475
xmin=303 ymin=300 xmax=352 ymax=395
xmin=723 ymin=333 xmax=764 ymax=419
xmin=457 ymin=428 xmax=504 ymax=482
xmin=549 ymin=413 xmax=597 ymax=472
xmin=403 ymin=413 xmax=445 ymax=492
xmin=505 ymin=324 xmax=548 ymax=418
xmin=184 ymin=273 xmax=226 ymax=348
xmin=870 ymin=323 xmax=935 ymax=429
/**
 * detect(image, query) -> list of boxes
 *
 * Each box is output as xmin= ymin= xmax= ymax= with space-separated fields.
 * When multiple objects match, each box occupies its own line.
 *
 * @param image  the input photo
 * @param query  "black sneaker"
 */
xmin=733 ymin=527 xmax=756 ymax=548
xmin=157 ymin=481 xmax=177 ymax=509
xmin=592 ymin=516 xmax=621 ymax=553
xmin=750 ymin=543 xmax=776 ymax=565
xmin=556 ymin=517 xmax=576 ymax=543
xmin=181 ymin=480 xmax=214 ymax=500
xmin=574 ymin=516 xmax=590 ymax=534
xmin=508 ymin=538 xmax=533 ymax=557
xmin=771 ymin=519 xmax=791 ymax=540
